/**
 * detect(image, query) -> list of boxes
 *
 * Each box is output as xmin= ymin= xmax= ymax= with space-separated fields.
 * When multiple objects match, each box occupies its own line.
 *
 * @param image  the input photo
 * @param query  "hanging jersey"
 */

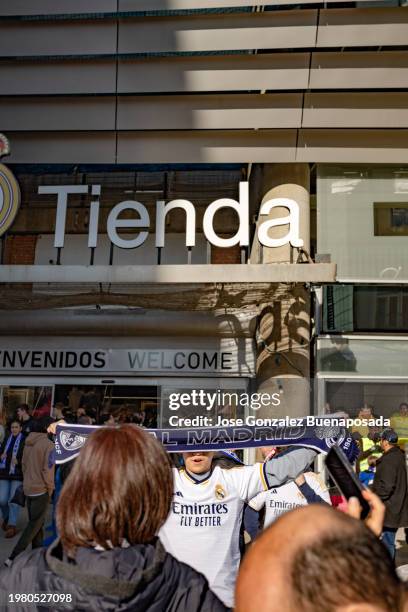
xmin=249 ymin=472 xmax=331 ymax=529
xmin=159 ymin=463 xmax=268 ymax=607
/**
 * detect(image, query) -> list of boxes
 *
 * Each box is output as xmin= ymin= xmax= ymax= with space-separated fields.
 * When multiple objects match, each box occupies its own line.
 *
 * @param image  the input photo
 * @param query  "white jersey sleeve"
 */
xmin=224 ymin=463 xmax=268 ymax=503
xmin=248 ymin=471 xmax=330 ymax=512
xmin=247 ymin=489 xmax=268 ymax=512
xmin=304 ymin=472 xmax=331 ymax=503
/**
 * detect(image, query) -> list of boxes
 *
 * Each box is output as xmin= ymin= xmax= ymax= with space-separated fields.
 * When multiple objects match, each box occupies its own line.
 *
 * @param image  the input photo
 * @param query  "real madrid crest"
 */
xmin=215 ymin=484 xmax=226 ymax=500
xmin=0 ymin=135 xmax=21 ymax=238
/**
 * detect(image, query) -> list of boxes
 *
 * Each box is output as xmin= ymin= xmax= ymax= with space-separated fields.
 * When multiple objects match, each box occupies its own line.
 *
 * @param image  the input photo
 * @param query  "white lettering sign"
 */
xmin=39 ymin=182 xmax=303 ymax=251
xmin=0 ymin=348 xmax=251 ymax=376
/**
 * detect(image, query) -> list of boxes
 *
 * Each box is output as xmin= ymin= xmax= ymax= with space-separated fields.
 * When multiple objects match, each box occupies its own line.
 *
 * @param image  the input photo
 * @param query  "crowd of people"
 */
xmin=52 ymin=395 xmax=156 ymax=429
xmin=0 ymin=402 xmax=407 ymax=610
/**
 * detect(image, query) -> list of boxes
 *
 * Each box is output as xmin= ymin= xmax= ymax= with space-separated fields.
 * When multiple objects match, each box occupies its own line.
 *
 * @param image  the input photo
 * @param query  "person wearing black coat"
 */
xmin=372 ymin=428 xmax=408 ymax=560
xmin=0 ymin=424 xmax=228 ymax=612
xmin=0 ymin=420 xmax=24 ymax=539
xmin=0 ymin=536 xmax=226 ymax=612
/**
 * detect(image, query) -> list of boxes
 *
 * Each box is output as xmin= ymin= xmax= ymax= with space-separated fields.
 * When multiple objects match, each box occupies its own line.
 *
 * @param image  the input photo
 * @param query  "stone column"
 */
xmin=252 ymin=163 xmax=311 ymax=422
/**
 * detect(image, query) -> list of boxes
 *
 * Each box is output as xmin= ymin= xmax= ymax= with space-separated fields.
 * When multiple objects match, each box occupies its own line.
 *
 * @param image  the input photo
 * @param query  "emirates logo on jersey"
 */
xmin=215 ymin=484 xmax=226 ymax=500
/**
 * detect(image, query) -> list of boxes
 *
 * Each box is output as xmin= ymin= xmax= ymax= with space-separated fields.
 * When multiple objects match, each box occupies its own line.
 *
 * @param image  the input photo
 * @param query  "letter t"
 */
xmin=38 ymin=185 xmax=89 ymax=248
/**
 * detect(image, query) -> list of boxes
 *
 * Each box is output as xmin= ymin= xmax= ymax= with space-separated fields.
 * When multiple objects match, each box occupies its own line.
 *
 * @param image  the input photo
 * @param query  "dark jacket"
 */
xmin=0 ymin=537 xmax=228 ymax=612
xmin=373 ymin=446 xmax=408 ymax=529
xmin=0 ymin=433 xmax=24 ymax=481
xmin=20 ymin=417 xmax=34 ymax=437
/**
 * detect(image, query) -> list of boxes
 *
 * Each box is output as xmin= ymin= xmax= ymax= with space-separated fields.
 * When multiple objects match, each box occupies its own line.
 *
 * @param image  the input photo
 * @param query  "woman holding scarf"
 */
xmin=0 ymin=420 xmax=24 ymax=538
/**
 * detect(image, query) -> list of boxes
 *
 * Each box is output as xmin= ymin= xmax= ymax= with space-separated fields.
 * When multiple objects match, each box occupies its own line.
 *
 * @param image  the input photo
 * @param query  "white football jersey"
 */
xmin=249 ymin=471 xmax=331 ymax=529
xmin=159 ymin=464 xmax=268 ymax=607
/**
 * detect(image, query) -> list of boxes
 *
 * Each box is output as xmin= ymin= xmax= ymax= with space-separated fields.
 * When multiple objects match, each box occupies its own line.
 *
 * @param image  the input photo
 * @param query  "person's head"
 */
xmin=367 ymin=455 xmax=377 ymax=468
xmin=10 ymin=420 xmax=22 ymax=436
xmin=16 ymin=404 xmax=30 ymax=421
xmin=99 ymin=413 xmax=116 ymax=426
xmin=61 ymin=408 xmax=76 ymax=424
xmin=53 ymin=403 xmax=65 ymax=420
xmin=399 ymin=403 xmax=408 ymax=417
xmin=182 ymin=451 xmax=215 ymax=474
xmin=30 ymin=415 xmax=55 ymax=433
xmin=236 ymin=505 xmax=404 ymax=612
xmin=359 ymin=405 xmax=373 ymax=419
xmin=260 ymin=447 xmax=278 ymax=460
xmin=56 ymin=424 xmax=173 ymax=556
xmin=380 ymin=428 xmax=398 ymax=453
xmin=76 ymin=407 xmax=86 ymax=418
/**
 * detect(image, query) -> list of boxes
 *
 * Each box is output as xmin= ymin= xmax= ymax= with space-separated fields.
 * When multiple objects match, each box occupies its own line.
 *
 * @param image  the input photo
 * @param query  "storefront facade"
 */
xmin=0 ymin=161 xmax=333 ymax=441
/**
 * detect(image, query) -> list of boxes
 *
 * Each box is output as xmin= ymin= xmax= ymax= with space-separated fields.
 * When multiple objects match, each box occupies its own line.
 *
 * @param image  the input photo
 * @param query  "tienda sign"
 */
xmin=38 ymin=181 xmax=304 ymax=250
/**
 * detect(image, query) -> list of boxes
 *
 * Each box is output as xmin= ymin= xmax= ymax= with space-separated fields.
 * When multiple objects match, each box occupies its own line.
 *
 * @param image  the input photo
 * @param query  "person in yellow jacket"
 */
xmin=391 ymin=403 xmax=408 ymax=450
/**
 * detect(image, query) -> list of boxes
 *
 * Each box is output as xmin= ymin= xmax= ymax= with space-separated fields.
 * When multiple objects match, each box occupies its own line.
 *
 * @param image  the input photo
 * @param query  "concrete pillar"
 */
xmin=252 ymin=163 xmax=311 ymax=422
xmin=260 ymin=164 xmax=310 ymax=264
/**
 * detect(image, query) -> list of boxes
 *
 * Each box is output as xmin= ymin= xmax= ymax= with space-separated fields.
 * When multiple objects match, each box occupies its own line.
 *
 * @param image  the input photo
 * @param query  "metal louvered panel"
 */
xmin=297 ymin=129 xmax=408 ymax=163
xmin=0 ymin=0 xmax=388 ymax=15
xmin=3 ymin=8 xmax=407 ymax=59
xmin=0 ymin=0 xmax=116 ymax=16
xmin=4 ymin=133 xmax=117 ymax=164
xmin=310 ymin=51 xmax=408 ymax=89
xmin=2 ymin=51 xmax=408 ymax=97
xmin=0 ymin=20 xmax=117 ymax=57
xmin=5 ymin=129 xmax=408 ymax=164
xmin=117 ymin=94 xmax=303 ymax=129
xmin=0 ymin=60 xmax=117 ymax=95
xmin=118 ymin=53 xmax=311 ymax=93
xmin=118 ymin=0 xmax=391 ymax=9
xmin=303 ymin=92 xmax=408 ymax=128
xmin=116 ymin=130 xmax=298 ymax=163
xmin=317 ymin=8 xmax=408 ymax=48
xmin=118 ymin=12 xmax=318 ymax=54
xmin=4 ymin=93 xmax=408 ymax=131
xmin=0 ymin=97 xmax=117 ymax=131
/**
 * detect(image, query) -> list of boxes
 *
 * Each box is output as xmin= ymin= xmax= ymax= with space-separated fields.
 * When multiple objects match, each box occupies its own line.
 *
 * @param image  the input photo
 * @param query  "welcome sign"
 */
xmin=0 ymin=337 xmax=256 ymax=376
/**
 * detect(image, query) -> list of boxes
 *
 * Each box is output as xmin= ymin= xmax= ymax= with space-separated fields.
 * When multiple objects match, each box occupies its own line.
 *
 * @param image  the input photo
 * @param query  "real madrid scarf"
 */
xmin=0 ymin=433 xmax=23 ymax=475
xmin=55 ymin=415 xmax=359 ymax=465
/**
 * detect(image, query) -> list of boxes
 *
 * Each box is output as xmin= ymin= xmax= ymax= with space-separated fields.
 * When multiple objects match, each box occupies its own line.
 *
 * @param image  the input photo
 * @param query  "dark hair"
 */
xmin=30 ymin=416 xmax=55 ymax=433
xmin=61 ymin=408 xmax=76 ymax=423
xmin=16 ymin=403 xmax=30 ymax=414
xmin=99 ymin=413 xmax=114 ymax=425
xmin=56 ymin=424 xmax=173 ymax=556
xmin=291 ymin=525 xmax=404 ymax=611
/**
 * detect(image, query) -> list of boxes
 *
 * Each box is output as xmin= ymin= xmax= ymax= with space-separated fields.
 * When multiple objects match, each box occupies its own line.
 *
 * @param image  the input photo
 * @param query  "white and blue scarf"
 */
xmin=54 ymin=415 xmax=359 ymax=465
xmin=0 ymin=433 xmax=23 ymax=475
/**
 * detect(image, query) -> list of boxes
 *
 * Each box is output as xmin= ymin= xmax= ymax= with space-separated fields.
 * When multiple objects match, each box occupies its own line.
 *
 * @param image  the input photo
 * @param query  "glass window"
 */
xmin=317 ymin=165 xmax=408 ymax=281
xmin=323 ymin=285 xmax=408 ymax=333
xmin=324 ymin=381 xmax=408 ymax=445
xmin=317 ymin=337 xmax=408 ymax=377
